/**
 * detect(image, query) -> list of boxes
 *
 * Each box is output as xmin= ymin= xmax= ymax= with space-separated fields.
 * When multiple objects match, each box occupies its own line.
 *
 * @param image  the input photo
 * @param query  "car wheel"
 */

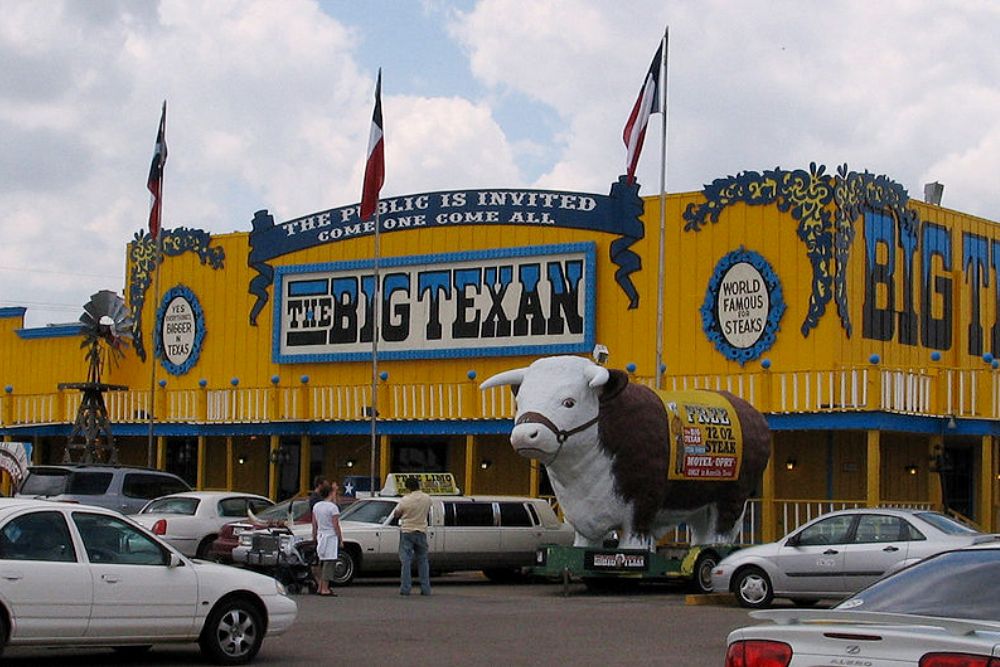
xmin=198 ymin=595 xmax=264 ymax=665
xmin=690 ymin=551 xmax=718 ymax=594
xmin=330 ymin=549 xmax=357 ymax=586
xmin=734 ymin=567 xmax=773 ymax=609
xmin=196 ymin=535 xmax=218 ymax=560
xmin=0 ymin=615 xmax=8 ymax=658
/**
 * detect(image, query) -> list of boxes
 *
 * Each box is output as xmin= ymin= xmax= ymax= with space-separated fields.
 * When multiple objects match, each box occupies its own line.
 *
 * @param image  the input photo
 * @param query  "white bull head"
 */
xmin=481 ymin=356 xmax=609 ymax=465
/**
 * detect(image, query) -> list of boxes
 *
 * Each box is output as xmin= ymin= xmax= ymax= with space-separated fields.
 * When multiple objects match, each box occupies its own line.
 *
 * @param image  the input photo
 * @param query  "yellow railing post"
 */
xmin=1 ymin=386 xmax=11 ymax=426
xmin=197 ymin=381 xmax=208 ymax=422
xmin=298 ymin=379 xmax=310 ymax=421
xmin=977 ymin=369 xmax=991 ymax=417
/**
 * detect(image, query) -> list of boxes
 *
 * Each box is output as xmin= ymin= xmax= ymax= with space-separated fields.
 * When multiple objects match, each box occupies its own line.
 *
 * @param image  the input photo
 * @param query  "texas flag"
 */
xmin=147 ymin=101 xmax=168 ymax=239
xmin=360 ymin=70 xmax=384 ymax=222
xmin=622 ymin=43 xmax=663 ymax=183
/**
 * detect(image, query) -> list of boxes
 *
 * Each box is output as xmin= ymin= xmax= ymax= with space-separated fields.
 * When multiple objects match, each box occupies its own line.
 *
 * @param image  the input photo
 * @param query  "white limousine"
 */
xmin=232 ymin=473 xmax=575 ymax=586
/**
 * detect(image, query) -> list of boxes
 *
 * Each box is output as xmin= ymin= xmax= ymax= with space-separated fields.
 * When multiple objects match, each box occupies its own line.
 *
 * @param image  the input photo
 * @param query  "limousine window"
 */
xmin=498 ymin=502 xmax=532 ymax=527
xmin=341 ymin=499 xmax=397 ymax=524
xmin=444 ymin=502 xmax=494 ymax=527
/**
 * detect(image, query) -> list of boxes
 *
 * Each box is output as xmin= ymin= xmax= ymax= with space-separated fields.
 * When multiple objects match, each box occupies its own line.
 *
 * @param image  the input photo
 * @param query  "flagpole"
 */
xmin=369 ymin=207 xmax=380 ymax=497
xmin=655 ymin=27 xmax=669 ymax=390
xmin=147 ymin=100 xmax=166 ymax=468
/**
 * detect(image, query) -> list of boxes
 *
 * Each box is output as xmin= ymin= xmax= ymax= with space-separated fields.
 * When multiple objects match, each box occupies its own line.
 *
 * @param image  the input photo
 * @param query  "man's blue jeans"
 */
xmin=399 ymin=531 xmax=431 ymax=595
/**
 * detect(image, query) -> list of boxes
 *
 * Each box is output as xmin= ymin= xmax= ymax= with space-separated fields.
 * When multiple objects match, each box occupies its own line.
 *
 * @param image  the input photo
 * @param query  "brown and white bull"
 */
xmin=481 ymin=355 xmax=771 ymax=549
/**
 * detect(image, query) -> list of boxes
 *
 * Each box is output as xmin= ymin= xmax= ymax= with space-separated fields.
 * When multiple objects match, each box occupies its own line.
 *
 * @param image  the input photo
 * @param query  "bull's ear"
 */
xmin=599 ymin=369 xmax=630 ymax=402
xmin=584 ymin=364 xmax=609 ymax=388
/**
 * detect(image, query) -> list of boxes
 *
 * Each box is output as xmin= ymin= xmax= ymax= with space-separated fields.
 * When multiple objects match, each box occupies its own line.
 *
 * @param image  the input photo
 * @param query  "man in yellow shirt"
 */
xmin=391 ymin=477 xmax=433 ymax=596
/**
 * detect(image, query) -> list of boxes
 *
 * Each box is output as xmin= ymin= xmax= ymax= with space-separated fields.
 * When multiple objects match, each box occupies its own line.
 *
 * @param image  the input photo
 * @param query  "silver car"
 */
xmin=725 ymin=545 xmax=1000 ymax=666
xmin=712 ymin=508 xmax=999 ymax=608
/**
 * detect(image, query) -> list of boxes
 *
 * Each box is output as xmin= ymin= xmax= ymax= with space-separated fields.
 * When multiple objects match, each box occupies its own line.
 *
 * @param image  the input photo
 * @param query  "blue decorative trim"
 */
xmin=0 ymin=307 xmax=26 ymax=318
xmin=700 ymin=248 xmax=785 ymax=364
xmin=272 ymin=242 xmax=596 ymax=363
xmin=153 ymin=285 xmax=206 ymax=376
xmin=2 ymin=414 xmax=990 ymax=439
xmin=16 ymin=324 xmax=84 ymax=339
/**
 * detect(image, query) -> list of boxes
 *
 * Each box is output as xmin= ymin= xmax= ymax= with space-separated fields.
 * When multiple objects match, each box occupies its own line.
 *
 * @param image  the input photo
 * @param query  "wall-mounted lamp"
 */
xmin=237 ymin=456 xmax=247 ymax=465
xmin=904 ymin=464 xmax=918 ymax=476
xmin=269 ymin=448 xmax=291 ymax=465
xmin=947 ymin=415 xmax=957 ymax=430
xmin=479 ymin=459 xmax=492 ymax=470
xmin=345 ymin=459 xmax=355 ymax=468
xmin=785 ymin=457 xmax=797 ymax=471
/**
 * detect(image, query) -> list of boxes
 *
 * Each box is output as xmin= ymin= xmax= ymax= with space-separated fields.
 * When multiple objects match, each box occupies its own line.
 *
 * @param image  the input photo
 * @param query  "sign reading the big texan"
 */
xmin=273 ymin=243 xmax=595 ymax=362
xmin=248 ymin=178 xmax=646 ymax=328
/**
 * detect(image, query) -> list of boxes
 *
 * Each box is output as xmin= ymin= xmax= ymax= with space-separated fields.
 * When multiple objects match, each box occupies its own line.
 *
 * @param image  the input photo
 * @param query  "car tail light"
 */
xmin=725 ymin=640 xmax=792 ymax=667
xmin=151 ymin=519 xmax=167 ymax=535
xmin=920 ymin=654 xmax=1000 ymax=667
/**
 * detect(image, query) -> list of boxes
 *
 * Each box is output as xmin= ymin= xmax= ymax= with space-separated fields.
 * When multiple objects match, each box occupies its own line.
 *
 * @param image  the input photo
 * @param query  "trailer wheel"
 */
xmin=691 ymin=551 xmax=719 ymax=594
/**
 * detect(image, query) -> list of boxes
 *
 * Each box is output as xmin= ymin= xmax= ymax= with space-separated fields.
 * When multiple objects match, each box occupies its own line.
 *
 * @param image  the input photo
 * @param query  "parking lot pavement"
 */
xmin=2 ymin=573 xmax=778 ymax=666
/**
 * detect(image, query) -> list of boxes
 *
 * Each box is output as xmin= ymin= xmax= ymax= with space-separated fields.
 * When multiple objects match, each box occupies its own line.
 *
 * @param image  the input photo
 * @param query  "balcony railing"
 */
xmin=1 ymin=365 xmax=996 ymax=426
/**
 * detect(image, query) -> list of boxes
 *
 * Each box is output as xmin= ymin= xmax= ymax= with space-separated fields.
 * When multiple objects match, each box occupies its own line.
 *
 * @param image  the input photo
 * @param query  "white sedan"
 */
xmin=725 ymin=545 xmax=1000 ymax=666
xmin=134 ymin=491 xmax=274 ymax=559
xmin=0 ymin=498 xmax=297 ymax=663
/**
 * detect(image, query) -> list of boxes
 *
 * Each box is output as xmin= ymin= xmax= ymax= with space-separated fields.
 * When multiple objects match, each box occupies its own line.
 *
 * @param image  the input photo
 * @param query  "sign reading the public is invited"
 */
xmin=272 ymin=243 xmax=596 ymax=363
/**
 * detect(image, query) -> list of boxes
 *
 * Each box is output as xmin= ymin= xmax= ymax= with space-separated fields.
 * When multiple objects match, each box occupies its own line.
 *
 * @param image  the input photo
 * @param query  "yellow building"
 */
xmin=3 ymin=164 xmax=998 ymax=541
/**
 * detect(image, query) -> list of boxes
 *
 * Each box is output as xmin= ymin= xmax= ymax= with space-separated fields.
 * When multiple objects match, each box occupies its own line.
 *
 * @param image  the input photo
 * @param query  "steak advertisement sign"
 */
xmin=273 ymin=243 xmax=596 ymax=362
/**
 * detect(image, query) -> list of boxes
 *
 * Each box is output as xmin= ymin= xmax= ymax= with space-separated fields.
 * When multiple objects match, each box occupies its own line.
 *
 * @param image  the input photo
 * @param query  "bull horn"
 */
xmin=585 ymin=364 xmax=610 ymax=388
xmin=479 ymin=368 xmax=527 ymax=390
xmin=247 ymin=506 xmax=261 ymax=524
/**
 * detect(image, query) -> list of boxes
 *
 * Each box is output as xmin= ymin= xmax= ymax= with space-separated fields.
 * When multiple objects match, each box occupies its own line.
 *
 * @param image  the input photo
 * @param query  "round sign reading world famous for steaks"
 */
xmin=162 ymin=295 xmax=196 ymax=366
xmin=717 ymin=261 xmax=770 ymax=349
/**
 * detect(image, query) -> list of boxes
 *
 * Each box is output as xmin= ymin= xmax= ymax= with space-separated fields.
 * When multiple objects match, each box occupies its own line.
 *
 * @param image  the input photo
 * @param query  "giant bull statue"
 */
xmin=481 ymin=355 xmax=770 ymax=549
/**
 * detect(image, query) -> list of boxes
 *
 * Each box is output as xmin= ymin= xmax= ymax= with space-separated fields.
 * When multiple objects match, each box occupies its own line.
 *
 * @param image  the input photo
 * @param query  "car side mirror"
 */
xmin=785 ymin=534 xmax=799 ymax=547
xmin=168 ymin=552 xmax=184 ymax=568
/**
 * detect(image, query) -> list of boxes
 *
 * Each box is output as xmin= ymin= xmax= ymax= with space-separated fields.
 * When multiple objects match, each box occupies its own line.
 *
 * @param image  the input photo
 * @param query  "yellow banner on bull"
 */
xmin=656 ymin=390 xmax=743 ymax=481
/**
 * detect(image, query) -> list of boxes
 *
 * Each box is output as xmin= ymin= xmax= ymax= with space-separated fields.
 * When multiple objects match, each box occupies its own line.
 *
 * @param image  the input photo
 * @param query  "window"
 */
xmin=446 ymin=502 xmax=494 ymax=527
xmin=73 ymin=512 xmax=168 ymax=566
xmin=340 ymin=500 xmax=397 ymax=524
xmin=498 ymin=502 xmax=533 ymax=527
xmin=122 ymin=473 xmax=189 ymax=500
xmin=854 ymin=515 xmax=904 ymax=543
xmin=0 ymin=511 xmax=76 ymax=562
xmin=795 ymin=515 xmax=854 ymax=546
xmin=218 ymin=498 xmax=250 ymax=518
xmin=143 ymin=497 xmax=199 ymax=515
xmin=67 ymin=472 xmax=113 ymax=495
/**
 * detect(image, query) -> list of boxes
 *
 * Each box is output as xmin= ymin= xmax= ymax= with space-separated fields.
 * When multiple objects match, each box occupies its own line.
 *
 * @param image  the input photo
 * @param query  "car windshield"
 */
xmin=252 ymin=498 xmax=310 ymax=522
xmin=141 ymin=497 xmax=199 ymax=515
xmin=340 ymin=499 xmax=396 ymax=524
xmin=837 ymin=548 xmax=1000 ymax=620
xmin=914 ymin=511 xmax=981 ymax=535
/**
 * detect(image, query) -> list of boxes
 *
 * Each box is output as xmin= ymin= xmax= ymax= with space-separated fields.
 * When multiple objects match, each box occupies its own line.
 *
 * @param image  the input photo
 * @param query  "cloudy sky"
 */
xmin=3 ymin=0 xmax=999 ymax=327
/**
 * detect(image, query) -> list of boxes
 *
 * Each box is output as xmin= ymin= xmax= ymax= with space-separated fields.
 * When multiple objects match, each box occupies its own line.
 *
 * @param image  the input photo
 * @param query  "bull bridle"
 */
xmin=514 ymin=411 xmax=600 ymax=463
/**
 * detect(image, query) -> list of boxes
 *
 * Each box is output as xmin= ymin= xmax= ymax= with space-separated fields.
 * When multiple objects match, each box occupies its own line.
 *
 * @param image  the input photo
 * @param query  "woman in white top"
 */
xmin=311 ymin=482 xmax=344 ymax=596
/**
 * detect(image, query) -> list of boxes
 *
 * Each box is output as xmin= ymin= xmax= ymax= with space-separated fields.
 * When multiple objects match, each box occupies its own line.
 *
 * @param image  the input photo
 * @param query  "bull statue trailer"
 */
xmin=481 ymin=355 xmax=771 ymax=592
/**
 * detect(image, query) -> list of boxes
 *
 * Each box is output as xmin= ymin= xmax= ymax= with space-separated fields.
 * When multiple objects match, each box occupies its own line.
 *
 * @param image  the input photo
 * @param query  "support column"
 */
xmin=529 ymin=460 xmax=540 ymax=499
xmin=379 ymin=435 xmax=390 ymax=487
xmin=866 ymin=429 xmax=881 ymax=508
xmin=761 ymin=435 xmax=776 ymax=543
xmin=268 ymin=434 xmax=280 ymax=500
xmin=928 ymin=435 xmax=944 ymax=511
xmin=299 ymin=435 xmax=312 ymax=496
xmin=196 ymin=435 xmax=206 ymax=490
xmin=980 ymin=435 xmax=994 ymax=532
xmin=464 ymin=435 xmax=475 ymax=495
xmin=226 ymin=436 xmax=234 ymax=491
xmin=156 ymin=435 xmax=167 ymax=470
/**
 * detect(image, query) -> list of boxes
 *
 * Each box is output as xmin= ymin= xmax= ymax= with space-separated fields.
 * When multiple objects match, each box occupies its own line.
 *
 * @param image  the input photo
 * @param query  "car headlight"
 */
xmin=239 ymin=534 xmax=252 ymax=546
xmin=274 ymin=579 xmax=287 ymax=595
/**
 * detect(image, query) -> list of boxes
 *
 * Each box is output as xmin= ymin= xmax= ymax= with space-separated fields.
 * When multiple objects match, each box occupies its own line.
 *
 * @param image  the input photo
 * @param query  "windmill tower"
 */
xmin=60 ymin=290 xmax=134 ymax=464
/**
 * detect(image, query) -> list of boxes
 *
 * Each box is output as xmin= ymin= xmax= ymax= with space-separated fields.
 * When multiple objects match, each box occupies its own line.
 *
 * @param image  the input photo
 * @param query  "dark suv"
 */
xmin=16 ymin=464 xmax=191 ymax=514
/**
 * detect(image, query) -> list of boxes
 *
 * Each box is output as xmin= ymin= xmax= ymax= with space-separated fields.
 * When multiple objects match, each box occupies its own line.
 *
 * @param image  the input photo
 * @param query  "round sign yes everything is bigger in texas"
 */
xmin=155 ymin=285 xmax=205 ymax=375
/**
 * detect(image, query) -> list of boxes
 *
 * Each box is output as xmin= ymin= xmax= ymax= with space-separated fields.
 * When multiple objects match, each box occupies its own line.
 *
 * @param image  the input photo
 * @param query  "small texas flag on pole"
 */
xmin=623 ymin=42 xmax=663 ymax=183
xmin=147 ymin=101 xmax=168 ymax=239
xmin=360 ymin=70 xmax=384 ymax=222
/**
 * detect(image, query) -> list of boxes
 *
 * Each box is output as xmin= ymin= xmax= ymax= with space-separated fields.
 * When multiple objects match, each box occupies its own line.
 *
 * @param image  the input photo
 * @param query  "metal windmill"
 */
xmin=60 ymin=290 xmax=134 ymax=464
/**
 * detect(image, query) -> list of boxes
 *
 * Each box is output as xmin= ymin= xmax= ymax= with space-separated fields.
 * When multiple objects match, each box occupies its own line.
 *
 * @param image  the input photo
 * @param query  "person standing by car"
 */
xmin=390 ymin=477 xmax=433 ymax=596
xmin=311 ymin=482 xmax=343 ymax=597
xmin=308 ymin=475 xmax=329 ymax=510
